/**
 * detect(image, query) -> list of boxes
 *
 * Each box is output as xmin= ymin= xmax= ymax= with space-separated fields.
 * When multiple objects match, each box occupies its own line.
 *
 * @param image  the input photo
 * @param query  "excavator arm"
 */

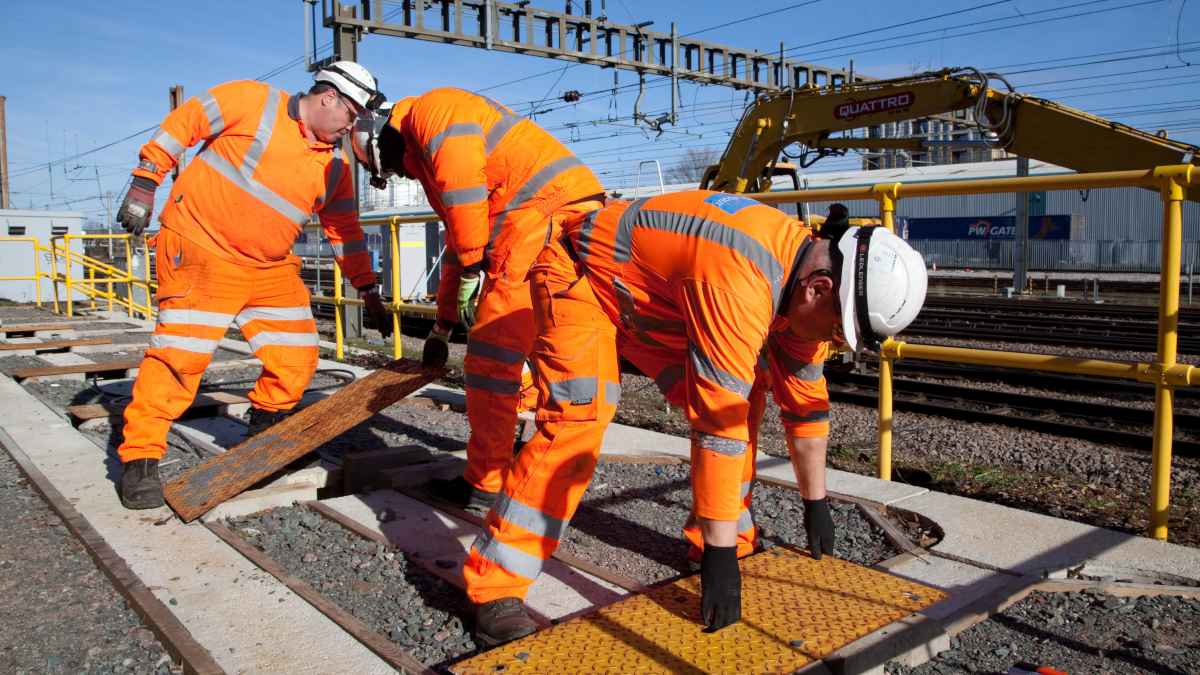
xmin=704 ymin=68 xmax=1199 ymax=202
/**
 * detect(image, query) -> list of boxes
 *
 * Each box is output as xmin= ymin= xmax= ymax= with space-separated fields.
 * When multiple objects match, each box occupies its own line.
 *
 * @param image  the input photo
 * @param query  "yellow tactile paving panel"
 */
xmin=452 ymin=546 xmax=947 ymax=675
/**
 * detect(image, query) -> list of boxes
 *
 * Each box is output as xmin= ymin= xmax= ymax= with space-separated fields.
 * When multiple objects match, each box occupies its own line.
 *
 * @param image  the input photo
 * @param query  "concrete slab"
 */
xmin=754 ymin=456 xmax=929 ymax=507
xmin=906 ymin=489 xmax=1200 ymax=584
xmin=0 ymin=376 xmax=398 ymax=675
xmin=885 ymin=556 xmax=1016 ymax=624
xmin=598 ymin=422 xmax=691 ymax=459
xmin=70 ymin=341 xmax=150 ymax=354
xmin=379 ymin=456 xmax=467 ymax=489
xmin=322 ymin=491 xmax=628 ymax=622
xmin=823 ymin=613 xmax=949 ymax=675
xmin=287 ymin=462 xmax=343 ymax=489
xmin=30 ymin=351 xmax=97 ymax=381
xmin=172 ymin=415 xmax=249 ymax=450
xmin=199 ymin=483 xmax=319 ymax=523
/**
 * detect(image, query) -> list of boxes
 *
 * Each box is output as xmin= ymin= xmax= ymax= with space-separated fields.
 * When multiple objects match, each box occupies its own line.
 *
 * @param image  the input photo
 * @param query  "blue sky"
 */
xmin=3 ymin=0 xmax=1197 ymax=221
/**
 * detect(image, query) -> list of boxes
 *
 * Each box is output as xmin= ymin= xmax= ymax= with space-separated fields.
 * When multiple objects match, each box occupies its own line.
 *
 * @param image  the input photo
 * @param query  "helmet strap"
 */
xmin=853 ymin=226 xmax=886 ymax=353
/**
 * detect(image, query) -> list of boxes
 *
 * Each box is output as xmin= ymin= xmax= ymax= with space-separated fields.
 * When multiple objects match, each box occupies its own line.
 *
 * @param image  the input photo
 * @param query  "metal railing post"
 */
xmin=62 ymin=236 xmax=74 ymax=317
xmin=334 ymin=262 xmax=345 ymax=360
xmin=390 ymin=217 xmax=402 ymax=360
xmin=124 ymin=238 xmax=134 ymax=318
xmin=88 ymin=267 xmax=96 ymax=310
xmin=873 ymin=183 xmax=901 ymax=480
xmin=142 ymin=238 xmax=153 ymax=319
xmin=1150 ymin=164 xmax=1192 ymax=541
xmin=32 ymin=240 xmax=42 ymax=307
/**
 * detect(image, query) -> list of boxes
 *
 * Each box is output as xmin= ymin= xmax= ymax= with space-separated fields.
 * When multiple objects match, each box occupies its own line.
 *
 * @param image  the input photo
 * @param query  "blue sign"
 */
xmin=907 ymin=215 xmax=1072 ymax=241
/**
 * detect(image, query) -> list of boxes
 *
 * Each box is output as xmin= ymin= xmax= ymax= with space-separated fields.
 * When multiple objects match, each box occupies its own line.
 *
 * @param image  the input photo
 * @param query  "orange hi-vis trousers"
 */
xmin=460 ymin=199 xmax=602 ymax=494
xmin=462 ymin=240 xmax=760 ymax=604
xmin=117 ymin=229 xmax=319 ymax=462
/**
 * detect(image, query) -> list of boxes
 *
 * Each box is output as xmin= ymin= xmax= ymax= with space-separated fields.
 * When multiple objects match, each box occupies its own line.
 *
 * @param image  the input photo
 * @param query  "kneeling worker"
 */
xmin=114 ymin=63 xmax=393 ymax=510
xmin=352 ymin=89 xmax=604 ymax=510
xmin=460 ymin=190 xmax=928 ymax=644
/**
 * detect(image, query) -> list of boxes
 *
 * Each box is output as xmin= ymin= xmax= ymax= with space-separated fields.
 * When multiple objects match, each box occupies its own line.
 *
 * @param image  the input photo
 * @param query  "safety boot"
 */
xmin=471 ymin=597 xmax=536 ymax=646
xmin=120 ymin=459 xmax=164 ymax=510
xmin=246 ymin=407 xmax=294 ymax=438
xmin=423 ymin=475 xmax=498 ymax=511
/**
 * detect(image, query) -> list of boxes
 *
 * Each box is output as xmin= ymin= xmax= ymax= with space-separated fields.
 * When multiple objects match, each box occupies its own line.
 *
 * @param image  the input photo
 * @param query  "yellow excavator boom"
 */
xmin=704 ymin=68 xmax=1198 ymax=202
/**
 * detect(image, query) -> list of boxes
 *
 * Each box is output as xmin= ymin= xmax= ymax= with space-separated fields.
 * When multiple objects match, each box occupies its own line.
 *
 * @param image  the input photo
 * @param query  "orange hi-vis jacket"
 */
xmin=133 ymin=80 xmax=376 ymax=289
xmin=386 ymin=89 xmax=603 ymax=323
xmin=571 ymin=191 xmax=832 ymax=520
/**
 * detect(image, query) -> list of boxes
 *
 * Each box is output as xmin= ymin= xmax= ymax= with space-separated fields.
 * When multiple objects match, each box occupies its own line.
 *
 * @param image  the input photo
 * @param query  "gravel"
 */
xmin=222 ymin=506 xmax=476 ymax=667
xmin=890 ymin=589 xmax=1200 ymax=675
xmin=557 ymin=461 xmax=900 ymax=586
xmin=0 ymin=446 xmax=177 ymax=674
xmin=0 ymin=355 xmax=48 ymax=377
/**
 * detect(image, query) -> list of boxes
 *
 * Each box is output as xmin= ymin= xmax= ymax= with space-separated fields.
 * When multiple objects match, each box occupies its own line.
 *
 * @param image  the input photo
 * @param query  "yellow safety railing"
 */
xmin=748 ymin=164 xmax=1195 ymax=541
xmin=0 ymin=237 xmax=47 ymax=307
xmin=48 ymin=234 xmax=157 ymax=319
xmin=307 ymin=214 xmax=438 ymax=360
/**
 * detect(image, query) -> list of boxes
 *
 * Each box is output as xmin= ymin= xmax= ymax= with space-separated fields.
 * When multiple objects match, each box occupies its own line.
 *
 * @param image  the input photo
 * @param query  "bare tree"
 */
xmin=665 ymin=146 xmax=722 ymax=184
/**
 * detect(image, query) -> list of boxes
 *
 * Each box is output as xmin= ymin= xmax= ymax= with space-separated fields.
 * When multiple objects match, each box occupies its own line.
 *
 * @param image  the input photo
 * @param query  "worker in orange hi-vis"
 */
xmin=352 ymin=89 xmax=604 ymax=511
xmin=114 ymin=63 xmax=393 ymax=511
xmin=458 ymin=190 xmax=929 ymax=645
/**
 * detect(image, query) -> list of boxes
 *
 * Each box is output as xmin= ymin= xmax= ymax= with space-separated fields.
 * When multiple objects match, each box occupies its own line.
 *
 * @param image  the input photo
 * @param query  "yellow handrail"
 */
xmin=752 ymin=164 xmax=1194 ymax=541
xmin=47 ymin=234 xmax=159 ymax=319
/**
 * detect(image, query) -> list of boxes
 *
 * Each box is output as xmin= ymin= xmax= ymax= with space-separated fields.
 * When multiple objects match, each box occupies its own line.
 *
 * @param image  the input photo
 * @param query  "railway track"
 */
xmin=902 ymin=309 xmax=1200 ymax=352
xmin=825 ymin=370 xmax=1200 ymax=456
xmin=928 ymin=276 xmax=1176 ymax=296
xmin=923 ymin=296 xmax=1200 ymax=322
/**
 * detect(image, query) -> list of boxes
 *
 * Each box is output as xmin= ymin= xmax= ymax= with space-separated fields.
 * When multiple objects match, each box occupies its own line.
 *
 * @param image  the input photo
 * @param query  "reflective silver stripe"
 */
xmin=465 ymin=372 xmax=521 ymax=395
xmin=149 ymin=334 xmax=220 ymax=354
xmin=197 ymin=90 xmax=224 ymax=138
xmin=781 ymin=409 xmax=830 ymax=424
xmin=740 ymin=479 xmax=755 ymax=498
xmin=329 ymin=239 xmax=369 ymax=258
xmin=612 ymin=198 xmax=651 ymax=262
xmin=151 ymin=128 xmax=186 ymax=159
xmin=614 ymin=208 xmax=786 ymax=307
xmin=426 ymin=123 xmax=483 ymax=157
xmin=235 ymin=306 xmax=313 ymax=326
xmin=493 ymin=493 xmax=569 ymax=541
xmin=575 ymin=209 xmax=601 ymax=261
xmin=321 ymin=198 xmax=356 ymax=214
xmin=655 ymin=363 xmax=686 ymax=396
xmin=770 ymin=336 xmax=823 ymax=382
xmin=241 ymin=87 xmax=281 ymax=176
xmin=737 ymin=508 xmax=755 ymax=532
xmin=441 ymin=185 xmax=489 ymax=207
xmin=196 ymin=147 xmax=310 ymax=225
xmin=247 ymin=331 xmax=319 ymax=352
xmin=688 ymin=340 xmax=752 ymax=400
xmin=690 ymin=430 xmax=748 ymax=457
xmin=467 ymin=339 xmax=526 ymax=365
xmin=546 ymin=377 xmax=597 ymax=403
xmin=757 ymin=353 xmax=770 ymax=372
xmin=604 ymin=381 xmax=622 ymax=405
xmin=155 ymin=309 xmax=234 ymax=328
xmin=500 ymin=156 xmax=587 ymax=215
xmin=472 ymin=530 xmax=545 ymax=581
xmin=481 ymin=96 xmax=514 ymax=115
xmin=485 ymin=113 xmax=524 ymax=154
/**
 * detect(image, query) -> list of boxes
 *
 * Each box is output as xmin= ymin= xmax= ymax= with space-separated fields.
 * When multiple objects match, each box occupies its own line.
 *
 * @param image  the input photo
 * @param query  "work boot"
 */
xmin=471 ymin=597 xmax=536 ymax=646
xmin=120 ymin=459 xmax=164 ymax=510
xmin=423 ymin=475 xmax=498 ymax=510
xmin=246 ymin=407 xmax=294 ymax=438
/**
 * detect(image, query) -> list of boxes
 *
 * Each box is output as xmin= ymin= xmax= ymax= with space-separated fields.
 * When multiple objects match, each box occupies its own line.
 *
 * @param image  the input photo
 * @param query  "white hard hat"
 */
xmin=314 ymin=61 xmax=385 ymax=111
xmin=353 ymin=106 xmax=394 ymax=190
xmin=834 ymin=226 xmax=928 ymax=354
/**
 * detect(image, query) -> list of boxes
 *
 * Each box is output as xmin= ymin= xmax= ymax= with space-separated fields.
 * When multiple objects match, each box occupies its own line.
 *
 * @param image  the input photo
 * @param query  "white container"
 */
xmin=0 ymin=209 xmax=86 ymax=303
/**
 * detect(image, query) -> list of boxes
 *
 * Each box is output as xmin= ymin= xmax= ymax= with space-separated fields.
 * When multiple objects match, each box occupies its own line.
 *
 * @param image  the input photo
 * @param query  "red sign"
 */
xmin=835 ymin=91 xmax=915 ymax=120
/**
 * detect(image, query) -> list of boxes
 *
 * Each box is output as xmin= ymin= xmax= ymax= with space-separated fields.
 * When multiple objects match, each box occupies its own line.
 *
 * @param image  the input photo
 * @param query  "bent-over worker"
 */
xmin=115 ymin=63 xmax=392 ymax=510
xmin=460 ymin=190 xmax=928 ymax=644
xmin=352 ymin=88 xmax=604 ymax=510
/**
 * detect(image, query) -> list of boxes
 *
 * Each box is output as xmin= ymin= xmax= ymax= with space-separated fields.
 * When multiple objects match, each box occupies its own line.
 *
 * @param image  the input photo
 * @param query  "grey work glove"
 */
xmin=116 ymin=176 xmax=157 ymax=235
xmin=803 ymin=496 xmax=836 ymax=560
xmin=359 ymin=286 xmax=393 ymax=341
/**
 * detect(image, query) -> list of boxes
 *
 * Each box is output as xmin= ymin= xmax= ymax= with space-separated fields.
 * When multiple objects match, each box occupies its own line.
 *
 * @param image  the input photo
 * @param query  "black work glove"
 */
xmin=699 ymin=545 xmax=741 ymax=632
xmin=359 ymin=286 xmax=393 ymax=341
xmin=423 ymin=327 xmax=450 ymax=367
xmin=116 ymin=176 xmax=157 ymax=235
xmin=803 ymin=497 xmax=836 ymax=560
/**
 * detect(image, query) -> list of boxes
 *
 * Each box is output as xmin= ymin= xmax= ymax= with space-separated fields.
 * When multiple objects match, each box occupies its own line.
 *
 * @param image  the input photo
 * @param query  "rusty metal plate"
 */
xmin=452 ymin=546 xmax=947 ymax=675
